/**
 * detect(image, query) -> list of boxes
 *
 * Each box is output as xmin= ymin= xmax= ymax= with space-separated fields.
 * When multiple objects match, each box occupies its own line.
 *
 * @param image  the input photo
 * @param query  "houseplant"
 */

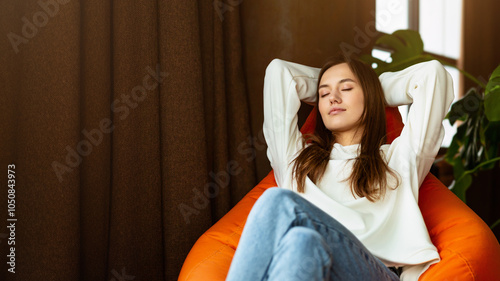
xmin=360 ymin=29 xmax=500 ymax=229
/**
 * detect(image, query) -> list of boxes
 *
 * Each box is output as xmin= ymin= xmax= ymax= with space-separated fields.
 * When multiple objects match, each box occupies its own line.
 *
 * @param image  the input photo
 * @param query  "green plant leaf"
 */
xmin=456 ymin=157 xmax=500 ymax=183
xmin=446 ymin=88 xmax=482 ymax=125
xmin=451 ymin=154 xmax=466 ymax=180
xmin=359 ymin=55 xmax=387 ymax=75
xmin=450 ymin=173 xmax=472 ymax=203
xmin=482 ymin=121 xmax=500 ymax=169
xmin=484 ymin=86 xmax=500 ymax=121
xmin=393 ymin=29 xmax=424 ymax=54
xmin=491 ymin=218 xmax=500 ymax=230
xmin=484 ymin=64 xmax=500 ymax=121
xmin=483 ymin=146 xmax=499 ymax=170
xmin=486 ymin=79 xmax=500 ymax=96
xmin=485 ymin=64 xmax=500 ymax=95
xmin=449 ymin=154 xmax=470 ymax=203
xmin=377 ymin=30 xmax=424 ymax=61
xmin=462 ymin=114 xmax=486 ymax=170
xmin=362 ymin=30 xmax=436 ymax=74
xmin=445 ymin=122 xmax=466 ymax=164
xmin=451 ymin=157 xmax=500 ymax=203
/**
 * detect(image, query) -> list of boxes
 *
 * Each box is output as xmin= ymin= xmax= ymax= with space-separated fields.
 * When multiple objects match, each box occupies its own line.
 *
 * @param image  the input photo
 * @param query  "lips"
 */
xmin=329 ymin=108 xmax=346 ymax=115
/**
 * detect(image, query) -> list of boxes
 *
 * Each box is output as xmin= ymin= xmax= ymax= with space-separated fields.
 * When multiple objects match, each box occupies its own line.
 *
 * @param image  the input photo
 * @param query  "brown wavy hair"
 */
xmin=291 ymin=54 xmax=399 ymax=202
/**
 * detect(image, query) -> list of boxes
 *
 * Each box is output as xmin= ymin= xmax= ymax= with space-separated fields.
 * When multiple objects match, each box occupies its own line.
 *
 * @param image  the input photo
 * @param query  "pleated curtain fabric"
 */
xmin=0 ymin=1 xmax=256 ymax=280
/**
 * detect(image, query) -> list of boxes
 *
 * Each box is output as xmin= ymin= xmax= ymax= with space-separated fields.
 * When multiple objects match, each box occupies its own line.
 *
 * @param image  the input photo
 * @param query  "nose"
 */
xmin=330 ymin=91 xmax=341 ymax=104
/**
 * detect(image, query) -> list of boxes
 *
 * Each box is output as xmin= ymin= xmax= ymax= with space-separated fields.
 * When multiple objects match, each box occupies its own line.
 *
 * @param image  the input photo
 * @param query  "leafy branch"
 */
xmin=362 ymin=30 xmax=500 ymax=230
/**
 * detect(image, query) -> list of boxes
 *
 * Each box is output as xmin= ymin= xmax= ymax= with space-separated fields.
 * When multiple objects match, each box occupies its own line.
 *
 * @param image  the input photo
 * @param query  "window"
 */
xmin=374 ymin=0 xmax=463 ymax=147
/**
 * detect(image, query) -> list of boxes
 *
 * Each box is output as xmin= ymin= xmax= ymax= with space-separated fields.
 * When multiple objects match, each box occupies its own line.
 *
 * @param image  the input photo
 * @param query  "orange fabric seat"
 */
xmin=179 ymin=107 xmax=500 ymax=281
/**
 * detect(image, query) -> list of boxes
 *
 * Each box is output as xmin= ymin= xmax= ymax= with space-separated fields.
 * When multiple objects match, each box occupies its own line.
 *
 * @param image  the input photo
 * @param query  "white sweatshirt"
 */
xmin=262 ymin=59 xmax=455 ymax=281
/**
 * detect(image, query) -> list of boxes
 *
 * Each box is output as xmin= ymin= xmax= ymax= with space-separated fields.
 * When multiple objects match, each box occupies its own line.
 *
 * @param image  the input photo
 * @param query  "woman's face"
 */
xmin=318 ymin=63 xmax=365 ymax=135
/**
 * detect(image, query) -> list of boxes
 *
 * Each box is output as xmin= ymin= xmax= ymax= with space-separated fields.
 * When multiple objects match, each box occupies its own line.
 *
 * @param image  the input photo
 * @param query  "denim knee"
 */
xmin=281 ymin=227 xmax=332 ymax=274
xmin=260 ymin=187 xmax=295 ymax=202
xmin=283 ymin=227 xmax=329 ymax=252
xmin=249 ymin=188 xmax=294 ymax=217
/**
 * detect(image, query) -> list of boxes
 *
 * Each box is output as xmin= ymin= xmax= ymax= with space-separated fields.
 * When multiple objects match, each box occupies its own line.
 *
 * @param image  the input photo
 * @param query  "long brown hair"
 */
xmin=291 ymin=53 xmax=399 ymax=202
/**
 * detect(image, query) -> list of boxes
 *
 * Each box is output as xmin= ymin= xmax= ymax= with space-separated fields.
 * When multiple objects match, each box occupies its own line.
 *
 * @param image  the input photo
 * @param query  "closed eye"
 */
xmin=320 ymin=93 xmax=329 ymax=98
xmin=342 ymin=88 xmax=353 ymax=91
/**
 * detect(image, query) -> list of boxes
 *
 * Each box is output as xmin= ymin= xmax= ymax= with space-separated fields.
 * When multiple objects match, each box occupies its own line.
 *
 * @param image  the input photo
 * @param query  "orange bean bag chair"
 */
xmin=178 ymin=106 xmax=500 ymax=281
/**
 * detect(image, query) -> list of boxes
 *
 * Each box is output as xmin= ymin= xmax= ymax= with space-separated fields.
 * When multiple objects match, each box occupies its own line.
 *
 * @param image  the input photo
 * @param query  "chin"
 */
xmin=325 ymin=122 xmax=346 ymax=132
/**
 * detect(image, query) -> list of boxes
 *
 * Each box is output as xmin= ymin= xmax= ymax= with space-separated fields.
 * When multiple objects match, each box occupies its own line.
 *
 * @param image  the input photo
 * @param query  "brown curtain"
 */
xmin=0 ymin=0 xmax=256 ymax=280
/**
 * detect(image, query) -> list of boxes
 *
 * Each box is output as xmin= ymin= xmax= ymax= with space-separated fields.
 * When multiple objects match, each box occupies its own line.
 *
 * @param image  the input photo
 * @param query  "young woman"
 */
xmin=225 ymin=54 xmax=454 ymax=281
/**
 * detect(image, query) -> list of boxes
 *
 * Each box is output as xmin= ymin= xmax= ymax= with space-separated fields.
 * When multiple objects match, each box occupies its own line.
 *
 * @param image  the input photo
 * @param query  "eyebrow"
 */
xmin=318 ymin=78 xmax=356 ymax=90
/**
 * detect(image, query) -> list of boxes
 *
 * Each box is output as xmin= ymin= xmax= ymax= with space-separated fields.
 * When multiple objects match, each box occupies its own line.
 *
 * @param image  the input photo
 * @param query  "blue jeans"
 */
xmin=226 ymin=188 xmax=400 ymax=281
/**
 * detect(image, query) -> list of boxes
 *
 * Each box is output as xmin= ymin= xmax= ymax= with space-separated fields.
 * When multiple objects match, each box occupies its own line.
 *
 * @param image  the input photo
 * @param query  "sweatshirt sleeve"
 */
xmin=380 ymin=60 xmax=455 ymax=190
xmin=263 ymin=59 xmax=321 ymax=188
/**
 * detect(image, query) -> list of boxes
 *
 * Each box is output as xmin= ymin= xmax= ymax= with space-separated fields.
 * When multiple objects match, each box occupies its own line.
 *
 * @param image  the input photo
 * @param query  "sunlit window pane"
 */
xmin=419 ymin=0 xmax=462 ymax=59
xmin=376 ymin=0 xmax=409 ymax=34
xmin=372 ymin=49 xmax=392 ymax=63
